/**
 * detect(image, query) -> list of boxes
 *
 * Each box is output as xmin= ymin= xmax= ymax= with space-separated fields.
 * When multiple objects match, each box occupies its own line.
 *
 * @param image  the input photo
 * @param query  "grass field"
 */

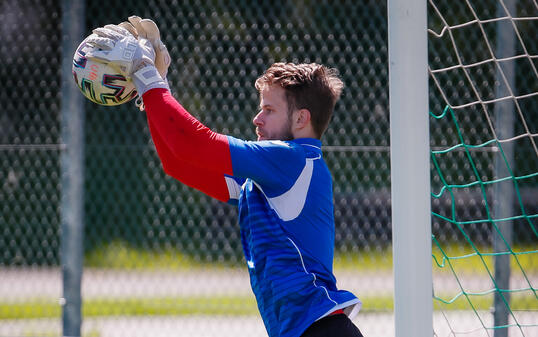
xmin=83 ymin=241 xmax=395 ymax=271
xmin=2 ymin=242 xmax=535 ymax=320
xmin=1 ymin=292 xmax=536 ymax=320
xmin=84 ymin=240 xmax=537 ymax=273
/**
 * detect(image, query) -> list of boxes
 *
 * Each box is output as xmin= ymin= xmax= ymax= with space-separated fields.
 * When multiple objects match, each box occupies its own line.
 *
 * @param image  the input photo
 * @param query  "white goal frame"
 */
xmin=388 ymin=1 xmax=433 ymax=337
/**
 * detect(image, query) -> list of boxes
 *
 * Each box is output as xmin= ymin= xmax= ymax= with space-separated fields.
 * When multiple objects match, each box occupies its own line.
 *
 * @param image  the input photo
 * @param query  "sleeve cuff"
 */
xmin=133 ymin=65 xmax=169 ymax=95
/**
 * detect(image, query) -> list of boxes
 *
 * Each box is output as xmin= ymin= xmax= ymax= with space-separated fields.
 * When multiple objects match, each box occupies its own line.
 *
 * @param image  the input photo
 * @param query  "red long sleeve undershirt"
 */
xmin=143 ymin=88 xmax=234 ymax=202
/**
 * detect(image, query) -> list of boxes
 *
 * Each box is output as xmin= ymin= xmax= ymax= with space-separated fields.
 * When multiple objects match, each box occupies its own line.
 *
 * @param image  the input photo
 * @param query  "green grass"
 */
xmin=85 ymin=240 xmax=537 ymax=275
xmin=432 ymin=244 xmax=537 ymax=275
xmin=5 ymin=241 xmax=533 ymax=320
xmin=0 ymin=296 xmax=257 ymax=320
xmin=85 ymin=241 xmax=213 ymax=270
xmin=2 ymin=292 xmax=536 ymax=320
xmin=85 ymin=241 xmax=395 ymax=271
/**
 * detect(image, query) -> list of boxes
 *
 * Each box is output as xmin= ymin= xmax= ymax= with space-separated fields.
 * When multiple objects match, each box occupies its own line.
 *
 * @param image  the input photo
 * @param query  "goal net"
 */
xmin=427 ymin=0 xmax=537 ymax=336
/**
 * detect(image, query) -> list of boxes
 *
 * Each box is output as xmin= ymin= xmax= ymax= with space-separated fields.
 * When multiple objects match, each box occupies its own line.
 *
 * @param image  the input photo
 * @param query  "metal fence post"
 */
xmin=60 ymin=0 xmax=86 ymax=336
xmin=493 ymin=1 xmax=515 ymax=336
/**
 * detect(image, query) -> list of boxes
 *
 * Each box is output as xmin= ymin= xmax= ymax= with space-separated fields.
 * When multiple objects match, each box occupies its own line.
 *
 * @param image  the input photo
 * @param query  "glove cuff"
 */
xmin=132 ymin=65 xmax=169 ymax=95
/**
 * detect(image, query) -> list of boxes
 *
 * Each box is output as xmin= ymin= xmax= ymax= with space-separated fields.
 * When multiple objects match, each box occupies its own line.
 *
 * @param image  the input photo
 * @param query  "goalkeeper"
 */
xmin=87 ymin=17 xmax=363 ymax=337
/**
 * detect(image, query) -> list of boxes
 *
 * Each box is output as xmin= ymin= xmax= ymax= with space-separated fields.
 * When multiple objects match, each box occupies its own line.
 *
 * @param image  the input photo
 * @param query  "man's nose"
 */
xmin=253 ymin=111 xmax=263 ymax=126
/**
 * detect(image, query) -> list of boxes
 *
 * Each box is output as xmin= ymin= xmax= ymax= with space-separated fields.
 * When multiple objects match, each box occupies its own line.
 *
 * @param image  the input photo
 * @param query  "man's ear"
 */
xmin=295 ymin=108 xmax=311 ymax=128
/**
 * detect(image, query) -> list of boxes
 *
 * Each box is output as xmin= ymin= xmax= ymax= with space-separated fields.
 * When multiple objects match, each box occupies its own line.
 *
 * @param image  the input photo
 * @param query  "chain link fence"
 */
xmin=0 ymin=0 xmax=535 ymax=336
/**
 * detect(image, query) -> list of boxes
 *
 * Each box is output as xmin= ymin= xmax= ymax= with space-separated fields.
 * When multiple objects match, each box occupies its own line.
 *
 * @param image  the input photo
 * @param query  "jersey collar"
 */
xmin=291 ymin=138 xmax=322 ymax=154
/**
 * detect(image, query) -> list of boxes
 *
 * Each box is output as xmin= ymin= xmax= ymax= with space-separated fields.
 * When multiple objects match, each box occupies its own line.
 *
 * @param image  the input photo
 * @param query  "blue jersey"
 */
xmin=226 ymin=137 xmax=361 ymax=337
xmin=143 ymin=89 xmax=361 ymax=337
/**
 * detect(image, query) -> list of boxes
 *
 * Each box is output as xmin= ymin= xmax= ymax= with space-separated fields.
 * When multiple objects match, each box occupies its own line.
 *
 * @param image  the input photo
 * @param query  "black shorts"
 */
xmin=300 ymin=314 xmax=365 ymax=337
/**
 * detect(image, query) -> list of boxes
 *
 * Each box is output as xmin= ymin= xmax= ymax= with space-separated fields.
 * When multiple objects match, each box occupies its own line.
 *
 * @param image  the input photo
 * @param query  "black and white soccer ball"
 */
xmin=72 ymin=34 xmax=137 ymax=106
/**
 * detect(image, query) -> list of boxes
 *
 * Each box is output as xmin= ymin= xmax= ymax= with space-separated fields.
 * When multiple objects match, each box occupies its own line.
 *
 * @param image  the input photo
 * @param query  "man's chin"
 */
xmin=257 ymin=134 xmax=272 ymax=141
xmin=256 ymin=132 xmax=293 ymax=141
xmin=258 ymin=136 xmax=294 ymax=141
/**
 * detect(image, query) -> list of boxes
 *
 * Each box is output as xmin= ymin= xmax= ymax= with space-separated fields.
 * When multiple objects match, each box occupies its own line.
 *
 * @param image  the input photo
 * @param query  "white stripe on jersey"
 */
xmin=225 ymin=176 xmax=242 ymax=200
xmin=254 ymin=156 xmax=319 ymax=221
xmin=287 ymin=237 xmax=338 ymax=306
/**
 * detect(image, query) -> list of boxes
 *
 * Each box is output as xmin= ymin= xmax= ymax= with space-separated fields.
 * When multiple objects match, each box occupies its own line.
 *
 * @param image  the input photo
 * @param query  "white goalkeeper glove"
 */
xmin=85 ymin=24 xmax=168 ymax=96
xmin=119 ymin=16 xmax=171 ymax=80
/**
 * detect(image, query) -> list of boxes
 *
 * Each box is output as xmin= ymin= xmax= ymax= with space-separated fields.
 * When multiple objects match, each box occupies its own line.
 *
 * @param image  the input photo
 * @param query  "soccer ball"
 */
xmin=72 ymin=34 xmax=138 ymax=106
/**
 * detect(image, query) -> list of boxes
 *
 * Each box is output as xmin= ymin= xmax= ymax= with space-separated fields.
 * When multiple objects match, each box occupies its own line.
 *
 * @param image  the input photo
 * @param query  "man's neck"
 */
xmin=292 ymin=126 xmax=317 ymax=139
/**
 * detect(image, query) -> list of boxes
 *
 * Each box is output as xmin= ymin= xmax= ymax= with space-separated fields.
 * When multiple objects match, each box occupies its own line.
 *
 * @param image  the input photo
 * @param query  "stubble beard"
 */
xmin=274 ymin=118 xmax=294 ymax=141
xmin=258 ymin=118 xmax=294 ymax=141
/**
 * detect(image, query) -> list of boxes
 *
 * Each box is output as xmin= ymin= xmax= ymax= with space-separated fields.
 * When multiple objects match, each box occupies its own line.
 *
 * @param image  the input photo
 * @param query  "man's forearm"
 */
xmin=143 ymin=88 xmax=234 ymax=176
xmin=147 ymin=114 xmax=232 ymax=202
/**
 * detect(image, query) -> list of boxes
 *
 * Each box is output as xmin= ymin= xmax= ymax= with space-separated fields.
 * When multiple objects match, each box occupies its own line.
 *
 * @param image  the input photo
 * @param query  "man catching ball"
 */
xmin=86 ymin=16 xmax=363 ymax=337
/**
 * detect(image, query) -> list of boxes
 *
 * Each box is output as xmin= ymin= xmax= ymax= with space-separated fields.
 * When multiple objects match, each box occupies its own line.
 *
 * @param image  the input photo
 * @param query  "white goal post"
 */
xmin=388 ymin=1 xmax=433 ymax=337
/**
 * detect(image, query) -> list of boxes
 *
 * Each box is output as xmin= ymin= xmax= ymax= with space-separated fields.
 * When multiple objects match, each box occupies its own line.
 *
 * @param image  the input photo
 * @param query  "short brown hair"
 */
xmin=255 ymin=62 xmax=343 ymax=138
